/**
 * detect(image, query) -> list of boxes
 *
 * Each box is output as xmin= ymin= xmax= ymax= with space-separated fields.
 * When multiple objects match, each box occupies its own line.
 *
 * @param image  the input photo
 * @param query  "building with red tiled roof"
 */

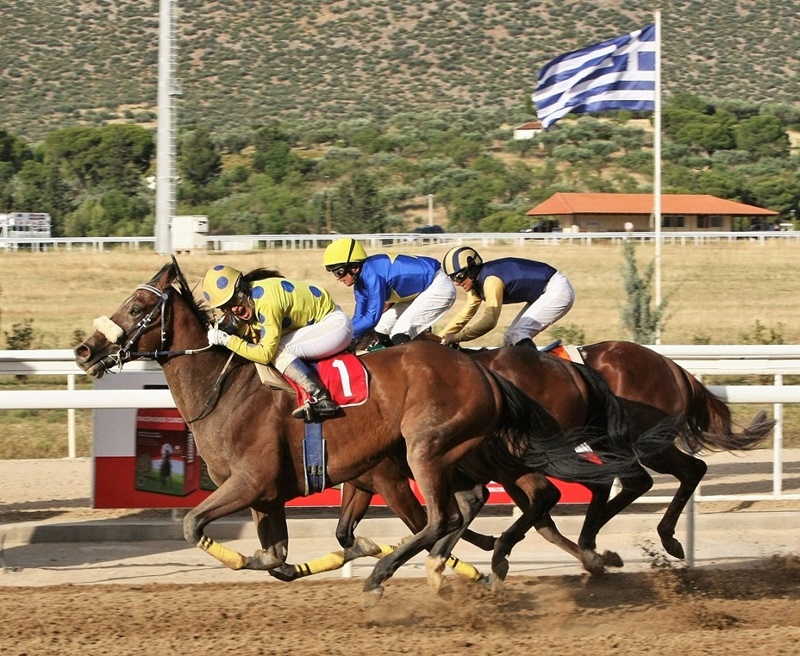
xmin=526 ymin=193 xmax=779 ymax=232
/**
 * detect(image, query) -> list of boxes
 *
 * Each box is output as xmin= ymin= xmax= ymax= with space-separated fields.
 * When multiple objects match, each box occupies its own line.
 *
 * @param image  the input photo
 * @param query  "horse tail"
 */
xmin=481 ymin=366 xmax=642 ymax=485
xmin=677 ymin=367 xmax=775 ymax=453
xmin=571 ymin=362 xmax=631 ymax=452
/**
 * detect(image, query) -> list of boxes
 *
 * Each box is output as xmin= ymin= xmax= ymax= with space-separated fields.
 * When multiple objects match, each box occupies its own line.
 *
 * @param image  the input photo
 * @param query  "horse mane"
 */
xmin=148 ymin=258 xmax=215 ymax=329
xmin=244 ymin=268 xmax=284 ymax=284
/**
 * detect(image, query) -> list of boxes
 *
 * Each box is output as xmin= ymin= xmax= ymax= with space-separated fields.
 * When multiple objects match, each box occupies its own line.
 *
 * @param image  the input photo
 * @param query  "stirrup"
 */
xmin=292 ymin=398 xmax=339 ymax=422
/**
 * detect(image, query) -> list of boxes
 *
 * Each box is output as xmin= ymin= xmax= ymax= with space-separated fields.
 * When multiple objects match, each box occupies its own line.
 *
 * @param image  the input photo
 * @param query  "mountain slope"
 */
xmin=3 ymin=0 xmax=799 ymax=142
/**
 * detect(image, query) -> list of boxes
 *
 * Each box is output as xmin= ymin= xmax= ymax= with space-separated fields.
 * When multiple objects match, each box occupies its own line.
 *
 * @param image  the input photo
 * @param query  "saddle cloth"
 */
xmin=286 ymin=352 xmax=369 ymax=408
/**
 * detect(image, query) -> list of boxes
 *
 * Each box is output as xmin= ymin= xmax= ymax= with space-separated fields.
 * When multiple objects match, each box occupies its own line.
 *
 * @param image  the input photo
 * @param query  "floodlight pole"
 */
xmin=155 ymin=0 xmax=181 ymax=255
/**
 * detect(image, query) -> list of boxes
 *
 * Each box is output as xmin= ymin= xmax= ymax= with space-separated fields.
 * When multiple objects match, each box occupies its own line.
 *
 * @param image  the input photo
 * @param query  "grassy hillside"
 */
xmin=3 ymin=0 xmax=800 ymax=142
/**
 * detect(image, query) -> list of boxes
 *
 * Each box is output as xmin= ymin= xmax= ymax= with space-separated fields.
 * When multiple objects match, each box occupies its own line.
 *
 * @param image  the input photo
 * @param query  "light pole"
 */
xmin=427 ymin=193 xmax=434 ymax=227
xmin=325 ymin=176 xmax=332 ymax=234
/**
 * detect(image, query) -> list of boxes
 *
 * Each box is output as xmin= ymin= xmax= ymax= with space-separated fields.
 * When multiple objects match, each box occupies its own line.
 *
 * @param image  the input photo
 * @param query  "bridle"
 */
xmin=94 ymin=283 xmax=212 ymax=373
xmin=92 ymin=281 xmax=230 ymax=424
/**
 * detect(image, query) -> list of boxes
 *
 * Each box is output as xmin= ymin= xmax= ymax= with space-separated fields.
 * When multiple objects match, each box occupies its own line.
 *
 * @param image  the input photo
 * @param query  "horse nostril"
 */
xmin=74 ymin=344 xmax=89 ymax=360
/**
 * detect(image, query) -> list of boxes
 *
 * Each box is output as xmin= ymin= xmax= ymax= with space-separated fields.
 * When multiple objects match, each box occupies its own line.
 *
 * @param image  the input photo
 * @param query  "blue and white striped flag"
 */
xmin=534 ymin=24 xmax=656 ymax=129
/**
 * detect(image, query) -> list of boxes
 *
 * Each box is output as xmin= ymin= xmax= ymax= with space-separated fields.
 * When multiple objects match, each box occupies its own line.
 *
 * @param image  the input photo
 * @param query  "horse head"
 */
xmin=74 ymin=257 xmax=212 ymax=377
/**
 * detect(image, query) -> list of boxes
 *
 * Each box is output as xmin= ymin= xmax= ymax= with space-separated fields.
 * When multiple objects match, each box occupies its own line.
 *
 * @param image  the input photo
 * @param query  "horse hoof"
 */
xmin=434 ymin=576 xmax=454 ymax=601
xmin=267 ymin=564 xmax=297 ymax=582
xmin=661 ymin=538 xmax=685 ymax=560
xmin=491 ymin=558 xmax=509 ymax=583
xmin=601 ymin=550 xmax=624 ymax=569
xmin=487 ymin=573 xmax=505 ymax=594
xmin=361 ymin=586 xmax=384 ymax=610
xmin=249 ymin=549 xmax=282 ymax=571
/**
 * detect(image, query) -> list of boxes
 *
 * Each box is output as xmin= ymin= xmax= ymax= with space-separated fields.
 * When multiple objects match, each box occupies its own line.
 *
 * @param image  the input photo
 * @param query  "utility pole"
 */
xmin=325 ymin=176 xmax=332 ymax=233
xmin=326 ymin=192 xmax=332 ymax=234
xmin=427 ymin=194 xmax=434 ymax=226
xmin=155 ymin=0 xmax=181 ymax=255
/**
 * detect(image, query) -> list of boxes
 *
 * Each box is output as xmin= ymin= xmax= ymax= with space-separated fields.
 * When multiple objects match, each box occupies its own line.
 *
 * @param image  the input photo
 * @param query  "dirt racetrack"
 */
xmin=2 ymin=557 xmax=799 ymax=656
xmin=2 ymin=458 xmax=800 ymax=655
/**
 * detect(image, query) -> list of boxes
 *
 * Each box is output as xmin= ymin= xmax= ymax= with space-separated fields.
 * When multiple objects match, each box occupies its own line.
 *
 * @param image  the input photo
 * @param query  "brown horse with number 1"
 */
xmin=73 ymin=258 xmax=636 ymax=606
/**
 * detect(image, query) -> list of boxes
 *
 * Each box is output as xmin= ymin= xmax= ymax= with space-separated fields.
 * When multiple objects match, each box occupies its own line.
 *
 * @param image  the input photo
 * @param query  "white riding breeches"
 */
xmin=273 ymin=307 xmax=353 ymax=373
xmin=503 ymin=271 xmax=575 ymax=345
xmin=374 ymin=269 xmax=457 ymax=340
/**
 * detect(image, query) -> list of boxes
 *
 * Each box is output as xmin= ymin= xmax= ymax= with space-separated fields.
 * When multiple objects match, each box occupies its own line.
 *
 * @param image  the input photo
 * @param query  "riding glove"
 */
xmin=207 ymin=326 xmax=232 ymax=347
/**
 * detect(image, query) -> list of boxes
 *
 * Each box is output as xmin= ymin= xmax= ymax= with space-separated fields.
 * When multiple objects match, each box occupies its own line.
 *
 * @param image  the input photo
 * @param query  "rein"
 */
xmin=95 ymin=284 xmax=212 ymax=370
xmin=94 ymin=282 xmax=232 ymax=424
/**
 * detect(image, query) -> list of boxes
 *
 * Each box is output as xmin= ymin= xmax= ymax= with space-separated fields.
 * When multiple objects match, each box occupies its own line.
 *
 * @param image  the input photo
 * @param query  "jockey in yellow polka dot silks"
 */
xmin=202 ymin=265 xmax=352 ymax=421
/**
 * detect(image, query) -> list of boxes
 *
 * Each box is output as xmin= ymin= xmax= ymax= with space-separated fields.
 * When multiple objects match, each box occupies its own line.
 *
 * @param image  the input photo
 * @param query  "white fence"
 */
xmin=2 ymin=230 xmax=800 ymax=252
xmin=1 ymin=345 xmax=799 ymax=502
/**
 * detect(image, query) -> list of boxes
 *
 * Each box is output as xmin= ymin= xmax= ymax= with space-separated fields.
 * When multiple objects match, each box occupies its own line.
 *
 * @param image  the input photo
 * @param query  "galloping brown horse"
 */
xmin=337 ymin=333 xmax=774 ymax=577
xmin=73 ymin=259 xmax=632 ymax=604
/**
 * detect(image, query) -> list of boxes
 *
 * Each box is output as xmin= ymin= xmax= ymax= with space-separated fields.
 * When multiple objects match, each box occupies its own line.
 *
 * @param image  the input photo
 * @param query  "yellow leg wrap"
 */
xmin=291 ymin=550 xmax=348 ymax=577
xmin=197 ymin=536 xmax=248 ymax=570
xmin=446 ymin=555 xmax=482 ymax=581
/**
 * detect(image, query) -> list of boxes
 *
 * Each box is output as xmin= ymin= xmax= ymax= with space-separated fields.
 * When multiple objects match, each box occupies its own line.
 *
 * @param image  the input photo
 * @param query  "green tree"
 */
xmin=332 ymin=172 xmax=386 ymax=233
xmin=179 ymin=126 xmax=221 ymax=187
xmin=43 ymin=124 xmax=153 ymax=192
xmin=619 ymin=239 xmax=667 ymax=343
xmin=734 ymin=115 xmax=790 ymax=160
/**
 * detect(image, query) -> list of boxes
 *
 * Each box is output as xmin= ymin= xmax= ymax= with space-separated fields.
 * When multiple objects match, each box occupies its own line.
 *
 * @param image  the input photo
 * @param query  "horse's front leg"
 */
xmin=249 ymin=507 xmax=289 ymax=570
xmin=249 ymin=496 xmax=388 ymax=582
xmin=184 ymin=475 xmax=264 ymax=570
xmin=425 ymin=480 xmax=490 ymax=595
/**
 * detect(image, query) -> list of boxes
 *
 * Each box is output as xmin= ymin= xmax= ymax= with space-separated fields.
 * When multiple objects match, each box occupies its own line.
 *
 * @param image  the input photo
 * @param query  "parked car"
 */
xmin=412 ymin=225 xmax=445 ymax=234
xmin=520 ymin=219 xmax=561 ymax=233
xmin=744 ymin=223 xmax=775 ymax=231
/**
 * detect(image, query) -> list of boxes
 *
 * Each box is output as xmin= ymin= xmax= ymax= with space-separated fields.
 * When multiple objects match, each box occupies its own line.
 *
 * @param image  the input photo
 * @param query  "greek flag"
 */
xmin=534 ymin=24 xmax=656 ymax=129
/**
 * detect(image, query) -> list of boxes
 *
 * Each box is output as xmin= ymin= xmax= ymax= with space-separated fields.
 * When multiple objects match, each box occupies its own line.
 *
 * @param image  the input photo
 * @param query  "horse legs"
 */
xmin=338 ymin=472 xmax=486 ymax=581
xmin=425 ymin=480 xmax=490 ymax=595
xmin=337 ymin=483 xmax=375 ymax=549
xmin=362 ymin=458 xmax=460 ymax=606
xmin=250 ymin=507 xmax=289 ymax=570
xmin=640 ymin=445 xmax=708 ymax=559
xmin=487 ymin=472 xmax=560 ymax=588
xmin=183 ymin=476 xmax=264 ymax=570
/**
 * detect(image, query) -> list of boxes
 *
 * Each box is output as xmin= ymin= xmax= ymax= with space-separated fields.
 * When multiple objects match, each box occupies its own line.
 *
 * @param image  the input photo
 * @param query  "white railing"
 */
xmin=1 ymin=346 xmax=799 ymax=500
xmin=2 ymin=230 xmax=800 ymax=252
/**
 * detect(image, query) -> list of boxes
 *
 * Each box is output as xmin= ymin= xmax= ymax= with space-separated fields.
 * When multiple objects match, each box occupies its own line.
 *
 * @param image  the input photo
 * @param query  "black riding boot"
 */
xmin=390 ymin=333 xmax=411 ymax=345
xmin=515 ymin=337 xmax=537 ymax=349
xmin=365 ymin=331 xmax=393 ymax=351
xmin=283 ymin=360 xmax=340 ymax=421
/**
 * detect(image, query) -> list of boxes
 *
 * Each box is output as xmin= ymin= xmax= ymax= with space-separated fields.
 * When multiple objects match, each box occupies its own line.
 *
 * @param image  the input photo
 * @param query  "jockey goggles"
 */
xmin=449 ymin=270 xmax=469 ymax=283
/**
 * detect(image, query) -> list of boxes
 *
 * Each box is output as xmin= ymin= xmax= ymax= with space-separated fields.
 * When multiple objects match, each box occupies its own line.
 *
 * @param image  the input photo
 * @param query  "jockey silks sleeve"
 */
xmin=443 ymin=276 xmax=504 ymax=342
xmin=351 ymin=253 xmax=440 ymax=338
xmin=225 ymin=278 xmax=336 ymax=364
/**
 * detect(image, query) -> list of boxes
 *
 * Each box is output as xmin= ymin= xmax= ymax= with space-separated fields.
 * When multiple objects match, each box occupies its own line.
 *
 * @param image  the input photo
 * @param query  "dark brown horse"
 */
xmin=73 ymin=259 xmax=632 ymax=604
xmin=337 ymin=336 xmax=774 ymax=578
xmin=335 ymin=342 xmax=680 ymax=585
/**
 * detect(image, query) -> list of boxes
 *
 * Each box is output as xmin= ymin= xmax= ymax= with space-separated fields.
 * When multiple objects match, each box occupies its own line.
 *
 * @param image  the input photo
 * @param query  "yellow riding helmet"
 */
xmin=442 ymin=246 xmax=483 ymax=277
xmin=323 ymin=238 xmax=368 ymax=270
xmin=202 ymin=264 xmax=242 ymax=308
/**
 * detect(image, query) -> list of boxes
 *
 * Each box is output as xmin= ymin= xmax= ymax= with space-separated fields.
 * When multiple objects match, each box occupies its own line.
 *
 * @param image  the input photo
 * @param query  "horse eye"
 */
xmin=130 ymin=305 xmax=143 ymax=317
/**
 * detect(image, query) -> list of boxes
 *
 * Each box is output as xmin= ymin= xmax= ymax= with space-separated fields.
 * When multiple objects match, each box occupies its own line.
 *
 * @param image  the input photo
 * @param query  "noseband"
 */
xmin=92 ymin=283 xmax=209 ymax=372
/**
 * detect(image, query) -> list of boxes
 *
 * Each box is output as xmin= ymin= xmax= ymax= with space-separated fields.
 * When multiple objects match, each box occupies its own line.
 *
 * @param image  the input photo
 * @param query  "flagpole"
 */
xmin=653 ymin=9 xmax=663 ymax=344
